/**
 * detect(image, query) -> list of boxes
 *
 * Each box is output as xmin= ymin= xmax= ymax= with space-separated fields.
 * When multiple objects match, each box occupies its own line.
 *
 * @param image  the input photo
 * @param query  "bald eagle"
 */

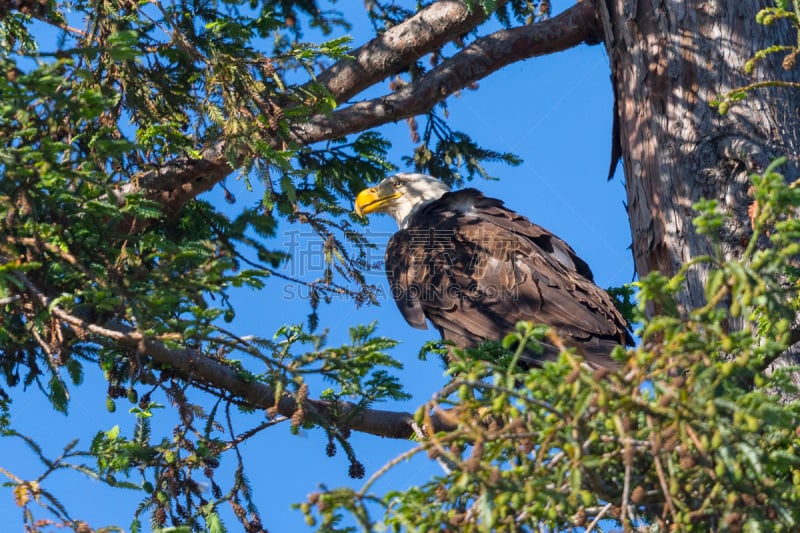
xmin=354 ymin=173 xmax=632 ymax=369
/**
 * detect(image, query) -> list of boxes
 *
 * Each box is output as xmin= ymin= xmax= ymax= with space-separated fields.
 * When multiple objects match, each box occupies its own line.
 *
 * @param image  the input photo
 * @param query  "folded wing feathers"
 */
xmin=385 ymin=188 xmax=631 ymax=367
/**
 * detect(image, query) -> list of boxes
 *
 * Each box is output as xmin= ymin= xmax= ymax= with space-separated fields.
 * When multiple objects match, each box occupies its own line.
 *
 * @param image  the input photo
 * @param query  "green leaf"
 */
xmin=48 ymin=375 xmax=69 ymax=414
xmin=206 ymin=510 xmax=225 ymax=533
xmin=65 ymin=359 xmax=84 ymax=385
xmin=107 ymin=30 xmax=140 ymax=60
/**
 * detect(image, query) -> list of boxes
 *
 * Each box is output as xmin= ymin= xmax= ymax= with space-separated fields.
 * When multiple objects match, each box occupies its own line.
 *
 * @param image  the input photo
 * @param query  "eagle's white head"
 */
xmin=354 ymin=173 xmax=451 ymax=229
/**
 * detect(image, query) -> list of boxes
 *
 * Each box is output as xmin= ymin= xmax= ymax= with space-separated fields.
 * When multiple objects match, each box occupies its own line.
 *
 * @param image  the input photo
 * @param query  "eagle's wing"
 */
xmin=386 ymin=189 xmax=630 ymax=368
xmin=385 ymin=232 xmax=429 ymax=330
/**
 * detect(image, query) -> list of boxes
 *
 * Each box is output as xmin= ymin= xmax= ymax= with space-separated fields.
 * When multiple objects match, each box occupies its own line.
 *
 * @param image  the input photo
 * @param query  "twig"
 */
xmin=412 ymin=421 xmax=454 ymax=475
xmin=30 ymin=14 xmax=89 ymax=40
xmin=458 ymin=379 xmax=569 ymax=421
xmin=615 ymin=415 xmax=632 ymax=530
xmin=585 ymin=502 xmax=613 ymax=533
xmin=30 ymin=327 xmax=67 ymax=395
xmin=15 ymin=237 xmax=107 ymax=288
xmin=684 ymin=422 xmax=710 ymax=460
xmin=421 ymin=408 xmax=464 ymax=468
xmin=223 ymin=405 xmax=288 ymax=454
xmin=358 ymin=444 xmax=426 ymax=497
xmin=646 ymin=415 xmax=678 ymax=520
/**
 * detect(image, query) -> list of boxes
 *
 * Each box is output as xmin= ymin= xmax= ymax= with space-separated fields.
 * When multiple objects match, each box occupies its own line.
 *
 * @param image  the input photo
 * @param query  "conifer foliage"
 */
xmin=1 ymin=1 xmax=799 ymax=531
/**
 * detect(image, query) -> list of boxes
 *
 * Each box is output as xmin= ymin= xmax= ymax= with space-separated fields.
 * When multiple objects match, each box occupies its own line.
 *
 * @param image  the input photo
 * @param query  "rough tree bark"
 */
xmin=596 ymin=0 xmax=800 ymax=373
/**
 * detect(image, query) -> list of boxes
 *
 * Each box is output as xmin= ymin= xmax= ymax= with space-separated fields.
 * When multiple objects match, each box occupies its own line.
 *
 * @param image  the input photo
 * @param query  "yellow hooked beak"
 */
xmin=354 ymin=186 xmax=401 ymax=217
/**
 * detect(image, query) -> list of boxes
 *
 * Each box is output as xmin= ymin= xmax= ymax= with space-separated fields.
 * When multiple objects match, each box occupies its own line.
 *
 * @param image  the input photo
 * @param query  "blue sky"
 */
xmin=1 ymin=2 xmax=634 ymax=530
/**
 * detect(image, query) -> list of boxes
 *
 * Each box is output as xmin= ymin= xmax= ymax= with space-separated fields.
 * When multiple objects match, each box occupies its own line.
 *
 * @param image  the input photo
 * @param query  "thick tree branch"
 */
xmin=139 ymin=335 xmax=456 ymax=439
xmin=119 ymin=144 xmax=230 ymax=215
xmin=292 ymin=0 xmax=599 ymax=143
xmin=14 ymin=269 xmax=454 ymax=440
xmin=132 ymin=1 xmax=598 ymax=213
xmin=129 ymin=0 xmax=497 ymax=209
xmin=313 ymin=1 xmax=494 ymax=104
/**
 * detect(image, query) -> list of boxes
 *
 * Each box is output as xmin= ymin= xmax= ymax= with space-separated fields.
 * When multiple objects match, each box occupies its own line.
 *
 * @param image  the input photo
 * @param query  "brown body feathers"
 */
xmin=385 ymin=188 xmax=632 ymax=368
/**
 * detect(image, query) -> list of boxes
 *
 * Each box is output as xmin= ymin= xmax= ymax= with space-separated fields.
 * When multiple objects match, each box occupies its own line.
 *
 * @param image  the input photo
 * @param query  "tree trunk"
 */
xmin=598 ymin=0 xmax=800 ymax=371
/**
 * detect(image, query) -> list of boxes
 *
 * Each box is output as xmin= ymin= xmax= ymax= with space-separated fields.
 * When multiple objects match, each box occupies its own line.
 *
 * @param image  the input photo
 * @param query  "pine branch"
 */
xmin=127 ymin=1 xmax=599 ymax=214
xmin=291 ymin=1 xmax=599 ymax=143
xmin=12 ymin=269 xmax=457 ymax=440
